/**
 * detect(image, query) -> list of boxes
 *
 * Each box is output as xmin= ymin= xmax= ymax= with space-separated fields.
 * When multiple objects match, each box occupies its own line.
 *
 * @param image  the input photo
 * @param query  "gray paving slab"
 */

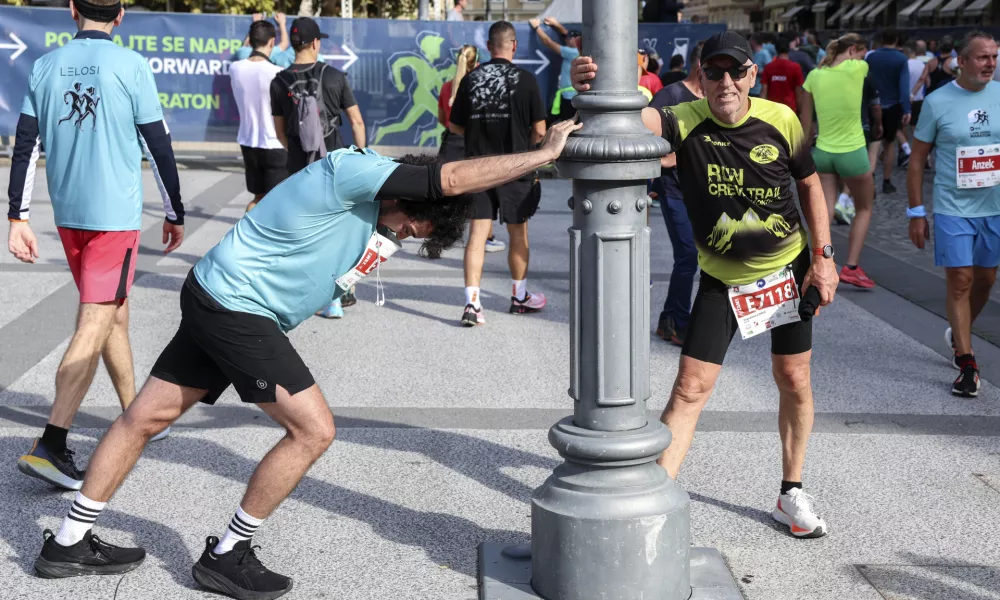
xmin=858 ymin=565 xmax=1000 ymax=600
xmin=0 ymin=273 xmax=70 ymax=330
xmin=1 ymin=427 xmax=998 ymax=600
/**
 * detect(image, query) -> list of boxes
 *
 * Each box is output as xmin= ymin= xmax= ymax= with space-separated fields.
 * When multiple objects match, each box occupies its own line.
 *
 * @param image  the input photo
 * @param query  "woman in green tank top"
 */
xmin=799 ymin=33 xmax=878 ymax=289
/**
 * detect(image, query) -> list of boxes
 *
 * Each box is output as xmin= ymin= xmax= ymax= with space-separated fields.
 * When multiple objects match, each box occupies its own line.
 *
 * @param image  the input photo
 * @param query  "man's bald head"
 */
xmin=488 ymin=20 xmax=517 ymax=57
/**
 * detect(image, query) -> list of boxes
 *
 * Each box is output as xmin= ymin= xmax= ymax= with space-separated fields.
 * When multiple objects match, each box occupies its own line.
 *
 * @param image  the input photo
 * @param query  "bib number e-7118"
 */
xmin=728 ymin=266 xmax=801 ymax=340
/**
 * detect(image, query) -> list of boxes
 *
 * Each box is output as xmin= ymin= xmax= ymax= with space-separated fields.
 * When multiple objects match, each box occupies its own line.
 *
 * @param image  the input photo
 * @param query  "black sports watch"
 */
xmin=813 ymin=244 xmax=835 ymax=259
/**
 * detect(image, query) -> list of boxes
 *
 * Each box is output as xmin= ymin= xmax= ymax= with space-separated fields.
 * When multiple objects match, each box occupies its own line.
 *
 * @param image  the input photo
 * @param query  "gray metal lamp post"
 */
xmin=478 ymin=1 xmax=741 ymax=598
xmin=418 ymin=0 xmax=430 ymax=20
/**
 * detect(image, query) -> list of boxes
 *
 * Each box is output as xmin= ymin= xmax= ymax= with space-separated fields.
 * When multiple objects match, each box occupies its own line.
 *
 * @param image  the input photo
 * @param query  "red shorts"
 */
xmin=58 ymin=228 xmax=141 ymax=304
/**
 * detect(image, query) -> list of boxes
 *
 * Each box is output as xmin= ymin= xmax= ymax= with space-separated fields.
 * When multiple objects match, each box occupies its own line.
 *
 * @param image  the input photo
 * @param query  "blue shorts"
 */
xmin=934 ymin=214 xmax=1000 ymax=268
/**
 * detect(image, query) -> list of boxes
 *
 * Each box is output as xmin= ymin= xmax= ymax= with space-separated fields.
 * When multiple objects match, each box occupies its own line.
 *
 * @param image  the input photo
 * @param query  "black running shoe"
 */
xmin=952 ymin=362 xmax=981 ymax=398
xmin=35 ymin=529 xmax=145 ymax=579
xmin=461 ymin=304 xmax=484 ymax=327
xmin=897 ymin=151 xmax=911 ymax=168
xmin=883 ymin=180 xmax=898 ymax=194
xmin=192 ymin=536 xmax=293 ymax=600
xmin=655 ymin=316 xmax=685 ymax=347
xmin=18 ymin=439 xmax=85 ymax=490
xmin=341 ymin=287 xmax=357 ymax=308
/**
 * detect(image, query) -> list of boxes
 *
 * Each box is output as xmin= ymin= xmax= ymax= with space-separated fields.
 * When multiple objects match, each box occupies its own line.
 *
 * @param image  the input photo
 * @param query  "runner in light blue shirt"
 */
xmin=908 ymin=31 xmax=1000 ymax=397
xmin=528 ymin=16 xmax=581 ymax=119
xmin=232 ymin=13 xmax=326 ymax=68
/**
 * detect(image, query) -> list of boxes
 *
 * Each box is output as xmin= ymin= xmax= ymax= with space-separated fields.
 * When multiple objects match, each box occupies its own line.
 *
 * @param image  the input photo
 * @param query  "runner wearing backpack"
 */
xmin=270 ymin=17 xmax=366 ymax=175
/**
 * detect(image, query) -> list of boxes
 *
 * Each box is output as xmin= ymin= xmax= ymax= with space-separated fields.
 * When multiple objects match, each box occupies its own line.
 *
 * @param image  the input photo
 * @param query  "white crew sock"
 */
xmin=901 ymin=142 xmax=912 ymax=155
xmin=465 ymin=286 xmax=482 ymax=309
xmin=214 ymin=506 xmax=264 ymax=555
xmin=512 ymin=279 xmax=527 ymax=301
xmin=55 ymin=492 xmax=106 ymax=547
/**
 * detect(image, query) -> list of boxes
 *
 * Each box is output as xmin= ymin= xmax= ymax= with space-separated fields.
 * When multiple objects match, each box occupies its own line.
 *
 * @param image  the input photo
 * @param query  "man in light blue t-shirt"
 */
xmin=8 ymin=0 xmax=184 ymax=494
xmin=529 ymin=16 xmax=581 ymax=121
xmin=909 ymin=31 xmax=1000 ymax=398
xmin=232 ymin=12 xmax=327 ymax=68
xmin=34 ymin=122 xmax=582 ymax=600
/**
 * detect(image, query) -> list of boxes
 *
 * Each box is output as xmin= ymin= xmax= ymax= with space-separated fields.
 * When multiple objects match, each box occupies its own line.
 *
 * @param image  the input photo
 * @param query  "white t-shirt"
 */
xmin=908 ymin=58 xmax=926 ymax=101
xmin=230 ymin=58 xmax=284 ymax=150
xmin=447 ymin=8 xmax=464 ymax=21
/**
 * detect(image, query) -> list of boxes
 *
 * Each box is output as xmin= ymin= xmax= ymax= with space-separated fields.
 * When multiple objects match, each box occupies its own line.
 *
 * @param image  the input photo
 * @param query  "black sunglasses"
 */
xmin=702 ymin=64 xmax=752 ymax=81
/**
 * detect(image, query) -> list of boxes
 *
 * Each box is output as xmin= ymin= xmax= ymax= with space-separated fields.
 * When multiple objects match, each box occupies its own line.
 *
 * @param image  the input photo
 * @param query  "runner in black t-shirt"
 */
xmin=449 ymin=21 xmax=548 ymax=326
xmin=269 ymin=17 xmax=366 ymax=175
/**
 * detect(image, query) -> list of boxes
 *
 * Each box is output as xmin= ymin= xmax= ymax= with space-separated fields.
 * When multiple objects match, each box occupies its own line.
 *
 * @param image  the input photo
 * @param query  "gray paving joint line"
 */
xmin=0 ymin=174 xmax=246 ymax=393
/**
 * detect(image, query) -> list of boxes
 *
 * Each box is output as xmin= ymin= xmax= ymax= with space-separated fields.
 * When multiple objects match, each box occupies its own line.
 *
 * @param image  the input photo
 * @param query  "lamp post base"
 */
xmin=478 ymin=543 xmax=743 ymax=600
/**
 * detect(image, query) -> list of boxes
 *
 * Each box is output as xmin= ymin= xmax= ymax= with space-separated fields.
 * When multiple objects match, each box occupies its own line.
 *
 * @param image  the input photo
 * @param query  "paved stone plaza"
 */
xmin=1 ymin=165 xmax=999 ymax=600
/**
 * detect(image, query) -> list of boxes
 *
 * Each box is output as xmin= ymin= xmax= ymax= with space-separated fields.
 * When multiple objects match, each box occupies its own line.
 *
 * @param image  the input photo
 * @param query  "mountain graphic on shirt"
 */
xmin=707 ymin=209 xmax=791 ymax=254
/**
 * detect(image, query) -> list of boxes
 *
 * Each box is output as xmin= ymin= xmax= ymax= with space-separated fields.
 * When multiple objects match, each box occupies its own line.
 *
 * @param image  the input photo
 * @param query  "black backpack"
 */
xmin=277 ymin=64 xmax=340 ymax=152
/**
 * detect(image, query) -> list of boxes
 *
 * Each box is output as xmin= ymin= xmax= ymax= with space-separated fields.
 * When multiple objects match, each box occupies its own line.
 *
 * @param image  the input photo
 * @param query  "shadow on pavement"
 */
xmin=688 ymin=492 xmax=785 ymax=535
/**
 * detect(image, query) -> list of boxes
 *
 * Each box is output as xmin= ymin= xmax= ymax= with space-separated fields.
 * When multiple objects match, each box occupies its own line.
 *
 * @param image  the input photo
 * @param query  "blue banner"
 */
xmin=0 ymin=7 xmax=722 ymax=147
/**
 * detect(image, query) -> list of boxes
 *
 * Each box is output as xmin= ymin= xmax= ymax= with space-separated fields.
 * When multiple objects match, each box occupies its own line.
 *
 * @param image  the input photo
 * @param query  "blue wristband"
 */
xmin=906 ymin=205 xmax=927 ymax=219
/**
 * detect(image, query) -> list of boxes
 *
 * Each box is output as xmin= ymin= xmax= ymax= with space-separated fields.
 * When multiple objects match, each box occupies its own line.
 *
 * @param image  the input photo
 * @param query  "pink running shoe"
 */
xmin=509 ymin=292 xmax=547 ymax=314
xmin=839 ymin=265 xmax=875 ymax=289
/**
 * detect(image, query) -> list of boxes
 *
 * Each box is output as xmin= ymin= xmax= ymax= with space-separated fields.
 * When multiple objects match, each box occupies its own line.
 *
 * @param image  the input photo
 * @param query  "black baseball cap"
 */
xmin=700 ymin=31 xmax=753 ymax=66
xmin=566 ymin=30 xmax=582 ymax=39
xmin=290 ymin=17 xmax=329 ymax=46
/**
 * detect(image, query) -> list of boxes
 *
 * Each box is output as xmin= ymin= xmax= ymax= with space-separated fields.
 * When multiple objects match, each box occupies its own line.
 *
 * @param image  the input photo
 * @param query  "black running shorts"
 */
xmin=681 ymin=248 xmax=813 ymax=365
xmin=881 ymin=104 xmax=904 ymax=144
xmin=150 ymin=272 xmax=315 ymax=404
xmin=470 ymin=178 xmax=541 ymax=224
xmin=240 ymin=146 xmax=288 ymax=196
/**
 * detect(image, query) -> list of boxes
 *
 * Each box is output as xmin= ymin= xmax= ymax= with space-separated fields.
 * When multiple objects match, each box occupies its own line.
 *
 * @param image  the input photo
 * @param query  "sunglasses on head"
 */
xmin=702 ymin=64 xmax=751 ymax=81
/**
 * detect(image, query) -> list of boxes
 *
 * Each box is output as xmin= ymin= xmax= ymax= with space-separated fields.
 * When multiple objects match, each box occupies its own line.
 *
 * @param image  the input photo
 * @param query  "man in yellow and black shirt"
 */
xmin=572 ymin=31 xmax=839 ymax=539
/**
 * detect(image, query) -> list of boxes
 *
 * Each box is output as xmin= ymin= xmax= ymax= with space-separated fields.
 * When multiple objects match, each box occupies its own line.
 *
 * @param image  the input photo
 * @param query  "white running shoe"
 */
xmin=485 ymin=237 xmax=506 ymax=253
xmin=150 ymin=427 xmax=171 ymax=442
xmin=772 ymin=488 xmax=827 ymax=538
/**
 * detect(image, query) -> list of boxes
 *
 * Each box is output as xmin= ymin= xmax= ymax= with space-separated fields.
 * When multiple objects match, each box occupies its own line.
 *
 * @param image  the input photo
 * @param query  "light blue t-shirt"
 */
xmin=21 ymin=32 xmax=163 ymax=230
xmin=559 ymin=45 xmax=580 ymax=100
xmin=750 ymin=49 xmax=771 ymax=96
xmin=193 ymin=148 xmax=400 ymax=332
xmin=915 ymin=81 xmax=1000 ymax=218
xmin=233 ymin=46 xmax=324 ymax=68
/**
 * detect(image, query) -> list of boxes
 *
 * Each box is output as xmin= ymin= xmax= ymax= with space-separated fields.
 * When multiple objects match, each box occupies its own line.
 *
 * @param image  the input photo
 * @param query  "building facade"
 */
xmin=460 ymin=0 xmax=549 ymax=20
xmin=702 ymin=0 xmax=994 ymax=31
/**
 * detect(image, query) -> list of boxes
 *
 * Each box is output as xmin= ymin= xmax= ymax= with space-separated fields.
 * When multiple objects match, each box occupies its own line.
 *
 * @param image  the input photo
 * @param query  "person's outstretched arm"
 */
xmin=275 ymin=12 xmax=289 ymax=51
xmin=441 ymin=120 xmax=582 ymax=196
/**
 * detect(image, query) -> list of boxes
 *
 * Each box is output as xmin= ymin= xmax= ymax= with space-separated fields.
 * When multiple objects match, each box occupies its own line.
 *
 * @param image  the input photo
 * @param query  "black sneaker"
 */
xmin=655 ymin=316 xmax=685 ymax=347
xmin=341 ymin=287 xmax=357 ymax=308
xmin=460 ymin=304 xmax=484 ymax=327
xmin=35 ymin=529 xmax=145 ymax=578
xmin=18 ymin=438 xmax=85 ymax=490
xmin=897 ymin=150 xmax=911 ymax=168
xmin=193 ymin=537 xmax=293 ymax=600
xmin=952 ymin=362 xmax=981 ymax=398
xmin=883 ymin=180 xmax=898 ymax=194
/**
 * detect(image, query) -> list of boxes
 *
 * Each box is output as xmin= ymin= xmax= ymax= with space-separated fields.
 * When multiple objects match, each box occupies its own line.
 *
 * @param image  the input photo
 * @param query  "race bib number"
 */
xmin=728 ymin=266 xmax=801 ymax=340
xmin=957 ymin=145 xmax=1000 ymax=189
xmin=335 ymin=229 xmax=402 ymax=290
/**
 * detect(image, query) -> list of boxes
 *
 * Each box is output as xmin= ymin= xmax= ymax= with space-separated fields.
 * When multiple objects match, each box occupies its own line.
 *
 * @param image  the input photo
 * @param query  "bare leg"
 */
xmin=971 ymin=267 xmax=998 ymax=323
xmin=773 ymin=351 xmax=814 ymax=482
xmin=81 ymin=377 xmax=206 ymax=502
xmin=657 ymin=356 xmax=724 ymax=479
xmin=101 ymin=300 xmax=136 ymax=411
xmin=867 ymin=141 xmax=882 ymax=175
xmin=946 ymin=267 xmax=975 ymax=355
xmin=843 ymin=172 xmax=876 ymax=266
xmin=238 ymin=384 xmax=336 ymax=518
xmin=246 ymin=194 xmax=265 ymax=212
xmin=818 ymin=173 xmax=840 ymax=222
xmin=464 ymin=218 xmax=492 ymax=288
xmin=506 ymin=222 xmax=530 ymax=281
xmin=49 ymin=302 xmax=120 ymax=429
xmin=882 ymin=139 xmax=896 ymax=182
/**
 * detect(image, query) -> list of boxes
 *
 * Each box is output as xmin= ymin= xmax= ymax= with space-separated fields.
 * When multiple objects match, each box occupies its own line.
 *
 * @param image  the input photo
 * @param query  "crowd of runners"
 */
xmin=5 ymin=0 xmax=1000 ymax=597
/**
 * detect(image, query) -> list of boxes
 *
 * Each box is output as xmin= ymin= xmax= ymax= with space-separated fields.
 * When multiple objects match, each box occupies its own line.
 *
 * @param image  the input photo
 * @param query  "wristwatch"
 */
xmin=813 ymin=244 xmax=835 ymax=259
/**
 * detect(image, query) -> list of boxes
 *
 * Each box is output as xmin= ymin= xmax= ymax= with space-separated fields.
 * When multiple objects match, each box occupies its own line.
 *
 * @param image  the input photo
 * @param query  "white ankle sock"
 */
xmin=512 ymin=279 xmax=527 ymax=301
xmin=902 ymin=142 xmax=912 ymax=155
xmin=214 ymin=506 xmax=264 ymax=555
xmin=56 ymin=492 xmax=106 ymax=547
xmin=465 ymin=286 xmax=481 ymax=309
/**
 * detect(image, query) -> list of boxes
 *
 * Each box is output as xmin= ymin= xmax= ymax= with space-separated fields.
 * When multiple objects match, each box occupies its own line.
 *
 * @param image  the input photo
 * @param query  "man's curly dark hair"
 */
xmin=395 ymin=154 xmax=471 ymax=259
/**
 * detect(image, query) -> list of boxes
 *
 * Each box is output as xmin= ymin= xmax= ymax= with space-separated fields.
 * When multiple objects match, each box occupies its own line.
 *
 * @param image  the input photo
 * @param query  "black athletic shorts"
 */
xmin=240 ymin=146 xmax=288 ymax=196
xmin=911 ymin=100 xmax=923 ymax=129
xmin=150 ymin=272 xmax=315 ymax=404
xmin=681 ymin=247 xmax=813 ymax=365
xmin=470 ymin=178 xmax=541 ymax=224
xmin=881 ymin=104 xmax=904 ymax=143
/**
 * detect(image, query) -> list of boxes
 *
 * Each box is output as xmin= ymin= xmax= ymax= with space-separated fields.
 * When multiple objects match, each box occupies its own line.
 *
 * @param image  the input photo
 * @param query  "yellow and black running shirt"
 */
xmin=658 ymin=98 xmax=814 ymax=285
